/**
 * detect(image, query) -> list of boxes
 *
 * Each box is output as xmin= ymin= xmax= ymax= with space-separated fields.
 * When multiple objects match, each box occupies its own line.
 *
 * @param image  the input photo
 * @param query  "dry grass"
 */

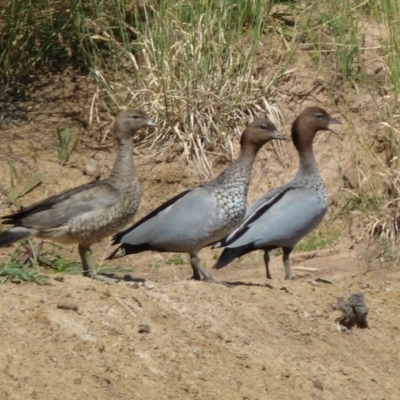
xmin=84 ymin=1 xmax=286 ymax=177
xmin=1 ymin=0 xmax=400 ymax=243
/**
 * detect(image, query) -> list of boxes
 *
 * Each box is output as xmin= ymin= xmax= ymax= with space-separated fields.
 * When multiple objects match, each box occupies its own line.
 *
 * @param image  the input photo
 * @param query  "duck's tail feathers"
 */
xmin=107 ymin=242 xmax=155 ymax=260
xmin=0 ymin=227 xmax=34 ymax=248
xmin=212 ymin=245 xmax=250 ymax=270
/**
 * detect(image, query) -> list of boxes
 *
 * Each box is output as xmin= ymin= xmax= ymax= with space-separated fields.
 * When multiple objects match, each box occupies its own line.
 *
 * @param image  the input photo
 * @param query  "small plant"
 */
xmin=295 ymin=228 xmax=340 ymax=253
xmin=56 ymin=127 xmax=78 ymax=166
xmin=0 ymin=263 xmax=49 ymax=284
xmin=40 ymin=254 xmax=82 ymax=275
xmin=0 ymin=159 xmax=41 ymax=208
xmin=166 ymin=254 xmax=186 ymax=266
xmin=151 ymin=262 xmax=162 ymax=269
xmin=0 ymin=241 xmax=49 ymax=284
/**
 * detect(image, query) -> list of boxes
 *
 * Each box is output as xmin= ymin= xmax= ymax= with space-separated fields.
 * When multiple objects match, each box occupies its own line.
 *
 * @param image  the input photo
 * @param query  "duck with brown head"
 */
xmin=0 ymin=108 xmax=157 ymax=283
xmin=213 ymin=107 xmax=341 ymax=280
xmin=108 ymin=117 xmax=285 ymax=282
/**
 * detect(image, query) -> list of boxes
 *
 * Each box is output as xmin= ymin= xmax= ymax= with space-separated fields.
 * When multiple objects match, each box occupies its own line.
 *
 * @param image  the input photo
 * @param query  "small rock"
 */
xmin=128 ymin=282 xmax=140 ymax=289
xmin=309 ymin=280 xmax=319 ymax=286
xmin=57 ymin=302 xmax=78 ymax=312
xmin=54 ymin=276 xmax=64 ymax=282
xmin=315 ymin=278 xmax=333 ymax=284
xmin=146 ymin=284 xmax=155 ymax=290
xmin=359 ymin=282 xmax=372 ymax=289
xmin=138 ymin=323 xmax=151 ymax=334
xmin=313 ymin=379 xmax=324 ymax=390
xmin=84 ymin=158 xmax=101 ymax=179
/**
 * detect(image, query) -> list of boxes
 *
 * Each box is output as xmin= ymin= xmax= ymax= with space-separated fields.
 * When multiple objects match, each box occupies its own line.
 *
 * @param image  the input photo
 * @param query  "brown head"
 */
xmin=292 ymin=107 xmax=341 ymax=152
xmin=240 ymin=117 xmax=286 ymax=154
xmin=113 ymin=108 xmax=158 ymax=141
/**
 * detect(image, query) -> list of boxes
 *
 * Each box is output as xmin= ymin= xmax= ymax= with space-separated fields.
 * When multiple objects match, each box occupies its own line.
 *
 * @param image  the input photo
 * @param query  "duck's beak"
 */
xmin=146 ymin=118 xmax=158 ymax=128
xmin=328 ymin=116 xmax=341 ymax=133
xmin=271 ymin=129 xmax=286 ymax=141
xmin=329 ymin=117 xmax=341 ymax=125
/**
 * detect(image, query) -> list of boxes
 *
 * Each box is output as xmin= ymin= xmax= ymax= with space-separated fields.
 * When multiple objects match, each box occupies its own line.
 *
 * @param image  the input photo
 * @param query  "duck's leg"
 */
xmin=189 ymin=252 xmax=220 ymax=283
xmin=282 ymin=247 xmax=293 ymax=280
xmin=263 ymin=250 xmax=272 ymax=279
xmin=79 ymin=244 xmax=119 ymax=283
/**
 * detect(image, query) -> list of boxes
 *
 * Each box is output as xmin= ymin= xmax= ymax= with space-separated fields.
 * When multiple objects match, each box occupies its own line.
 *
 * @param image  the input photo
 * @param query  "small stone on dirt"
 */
xmin=313 ymin=379 xmax=324 ymax=390
xmin=138 ymin=323 xmax=151 ymax=334
xmin=128 ymin=282 xmax=140 ymax=289
xmin=145 ymin=284 xmax=155 ymax=290
xmin=315 ymin=278 xmax=333 ymax=284
xmin=84 ymin=158 xmax=101 ymax=179
xmin=57 ymin=302 xmax=79 ymax=312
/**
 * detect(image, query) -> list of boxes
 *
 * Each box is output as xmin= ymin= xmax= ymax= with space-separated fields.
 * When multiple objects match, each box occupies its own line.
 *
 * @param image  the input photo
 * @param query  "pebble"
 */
xmin=313 ymin=379 xmax=324 ymax=390
xmin=57 ymin=302 xmax=78 ymax=311
xmin=84 ymin=158 xmax=101 ymax=179
xmin=138 ymin=323 xmax=151 ymax=334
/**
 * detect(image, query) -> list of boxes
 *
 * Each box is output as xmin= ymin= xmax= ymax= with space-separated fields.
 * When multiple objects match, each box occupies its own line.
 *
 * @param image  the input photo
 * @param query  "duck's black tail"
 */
xmin=212 ymin=245 xmax=250 ymax=270
xmin=106 ymin=242 xmax=155 ymax=260
xmin=0 ymin=227 xmax=32 ymax=247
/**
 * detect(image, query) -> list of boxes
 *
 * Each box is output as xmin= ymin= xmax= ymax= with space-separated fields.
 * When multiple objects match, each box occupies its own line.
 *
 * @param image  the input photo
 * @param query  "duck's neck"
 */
xmin=218 ymin=147 xmax=258 ymax=185
xmin=236 ymin=146 xmax=259 ymax=172
xmin=296 ymin=146 xmax=319 ymax=176
xmin=109 ymin=137 xmax=136 ymax=182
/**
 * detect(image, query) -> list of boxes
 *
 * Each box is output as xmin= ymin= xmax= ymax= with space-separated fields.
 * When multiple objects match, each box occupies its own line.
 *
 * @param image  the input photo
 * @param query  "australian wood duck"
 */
xmin=212 ymin=107 xmax=341 ymax=280
xmin=0 ymin=109 xmax=157 ymax=282
xmin=108 ymin=117 xmax=286 ymax=282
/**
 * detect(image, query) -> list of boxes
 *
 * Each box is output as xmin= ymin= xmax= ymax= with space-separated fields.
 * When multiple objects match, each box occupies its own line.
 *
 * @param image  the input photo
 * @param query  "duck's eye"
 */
xmin=315 ymin=113 xmax=323 ymax=119
xmin=260 ymin=124 xmax=267 ymax=130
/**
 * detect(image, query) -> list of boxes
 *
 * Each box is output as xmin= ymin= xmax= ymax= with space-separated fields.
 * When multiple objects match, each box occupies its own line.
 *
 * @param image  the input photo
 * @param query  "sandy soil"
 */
xmin=1 ymin=29 xmax=399 ymax=399
xmin=0 ymin=252 xmax=399 ymax=400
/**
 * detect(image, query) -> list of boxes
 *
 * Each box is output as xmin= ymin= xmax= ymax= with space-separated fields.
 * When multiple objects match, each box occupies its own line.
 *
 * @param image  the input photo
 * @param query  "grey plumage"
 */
xmin=213 ymin=107 xmax=341 ymax=280
xmin=109 ymin=117 xmax=286 ymax=282
xmin=0 ymin=108 xmax=157 ymax=281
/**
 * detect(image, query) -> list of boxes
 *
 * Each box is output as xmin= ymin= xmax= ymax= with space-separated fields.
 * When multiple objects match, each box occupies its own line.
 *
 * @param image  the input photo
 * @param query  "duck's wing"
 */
xmin=212 ymin=186 xmax=327 ymax=270
xmin=1 ymin=180 xmax=120 ymax=230
xmin=111 ymin=188 xmax=192 ymax=245
xmin=213 ymin=182 xmax=297 ymax=248
xmin=108 ymin=185 xmax=220 ymax=257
